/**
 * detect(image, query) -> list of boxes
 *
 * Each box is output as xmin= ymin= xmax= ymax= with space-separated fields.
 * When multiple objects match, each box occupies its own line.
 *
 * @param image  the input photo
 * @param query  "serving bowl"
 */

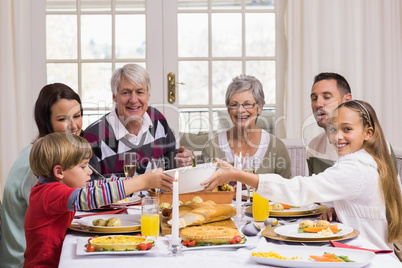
xmin=164 ymin=163 xmax=217 ymax=194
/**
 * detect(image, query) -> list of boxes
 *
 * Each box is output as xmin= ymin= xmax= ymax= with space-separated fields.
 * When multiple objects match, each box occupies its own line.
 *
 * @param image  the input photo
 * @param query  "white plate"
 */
xmin=76 ymin=214 xmax=141 ymax=233
xmin=164 ymin=163 xmax=217 ymax=194
xmin=163 ymin=235 xmax=255 ymax=251
xmin=270 ymin=202 xmax=320 ymax=213
xmin=76 ymin=237 xmax=157 ymax=255
xmin=251 ymin=245 xmax=375 ymax=267
xmin=109 ymin=196 xmax=141 ymax=207
xmin=274 ymin=223 xmax=354 ymax=239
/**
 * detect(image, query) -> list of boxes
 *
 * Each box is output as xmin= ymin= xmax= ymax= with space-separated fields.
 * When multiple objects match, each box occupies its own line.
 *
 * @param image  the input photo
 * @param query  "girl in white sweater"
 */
xmin=202 ymin=100 xmax=402 ymax=256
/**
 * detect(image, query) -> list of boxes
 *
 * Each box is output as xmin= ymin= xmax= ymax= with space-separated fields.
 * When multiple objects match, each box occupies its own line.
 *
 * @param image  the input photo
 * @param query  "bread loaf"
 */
xmin=178 ymin=204 xmax=236 ymax=227
xmin=168 ymin=201 xmax=216 ymax=220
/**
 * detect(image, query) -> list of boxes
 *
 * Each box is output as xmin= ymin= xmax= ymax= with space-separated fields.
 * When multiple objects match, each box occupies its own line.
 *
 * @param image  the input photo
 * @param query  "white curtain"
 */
xmin=285 ymin=0 xmax=402 ymax=151
xmin=0 ymin=1 xmax=42 ymax=199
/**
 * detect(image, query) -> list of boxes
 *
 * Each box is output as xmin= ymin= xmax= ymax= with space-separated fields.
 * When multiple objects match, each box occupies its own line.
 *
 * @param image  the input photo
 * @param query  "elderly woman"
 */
xmin=202 ymin=75 xmax=291 ymax=178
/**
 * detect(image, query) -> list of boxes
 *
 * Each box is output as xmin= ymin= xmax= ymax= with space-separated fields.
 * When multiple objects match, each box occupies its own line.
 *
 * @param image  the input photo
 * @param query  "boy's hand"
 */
xmin=144 ymin=168 xmax=174 ymax=192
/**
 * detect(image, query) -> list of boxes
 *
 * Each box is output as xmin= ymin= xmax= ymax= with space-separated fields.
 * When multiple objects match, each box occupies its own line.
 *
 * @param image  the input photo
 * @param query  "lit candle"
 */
xmin=171 ymin=170 xmax=180 ymax=245
xmin=235 ymin=152 xmax=242 ymax=219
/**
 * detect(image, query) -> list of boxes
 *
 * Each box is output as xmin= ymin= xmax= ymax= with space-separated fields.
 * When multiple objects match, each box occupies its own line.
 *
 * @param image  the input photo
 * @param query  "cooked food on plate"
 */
xmin=271 ymin=203 xmax=284 ymax=211
xmin=91 ymin=217 xmax=122 ymax=227
xmin=298 ymin=220 xmax=315 ymax=229
xmin=180 ymin=226 xmax=244 ymax=245
xmin=87 ymin=235 xmax=155 ymax=251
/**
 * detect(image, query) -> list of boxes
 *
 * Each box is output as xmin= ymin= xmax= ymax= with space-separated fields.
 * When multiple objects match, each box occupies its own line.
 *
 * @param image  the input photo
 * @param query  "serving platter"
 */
xmin=250 ymin=245 xmax=374 ymax=267
xmin=274 ymin=223 xmax=354 ymax=240
xmin=76 ymin=237 xmax=157 ymax=255
xmin=245 ymin=204 xmax=327 ymax=217
xmin=74 ymin=214 xmax=141 ymax=233
xmin=262 ymin=226 xmax=359 ymax=243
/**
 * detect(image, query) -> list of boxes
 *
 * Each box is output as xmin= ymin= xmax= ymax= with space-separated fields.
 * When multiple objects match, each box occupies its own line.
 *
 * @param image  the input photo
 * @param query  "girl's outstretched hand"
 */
xmin=144 ymin=168 xmax=174 ymax=192
xmin=201 ymin=159 xmax=236 ymax=191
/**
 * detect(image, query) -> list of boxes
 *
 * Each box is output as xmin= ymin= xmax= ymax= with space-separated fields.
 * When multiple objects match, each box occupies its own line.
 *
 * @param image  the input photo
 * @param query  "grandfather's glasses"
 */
xmin=228 ymin=102 xmax=257 ymax=110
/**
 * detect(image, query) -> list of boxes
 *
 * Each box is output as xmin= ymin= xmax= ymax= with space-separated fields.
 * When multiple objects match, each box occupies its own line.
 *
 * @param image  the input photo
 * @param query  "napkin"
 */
xmin=74 ymin=208 xmax=127 ymax=219
xmin=329 ymin=240 xmax=394 ymax=254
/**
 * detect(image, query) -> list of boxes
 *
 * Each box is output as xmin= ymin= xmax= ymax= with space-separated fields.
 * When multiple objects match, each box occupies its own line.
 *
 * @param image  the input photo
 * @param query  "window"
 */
xmin=44 ymin=0 xmax=285 ymax=136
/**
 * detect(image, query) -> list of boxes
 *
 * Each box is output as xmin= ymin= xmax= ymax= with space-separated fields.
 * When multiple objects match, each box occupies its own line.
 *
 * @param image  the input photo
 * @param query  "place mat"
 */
xmin=262 ymin=226 xmax=360 ymax=243
xmin=245 ymin=205 xmax=327 ymax=218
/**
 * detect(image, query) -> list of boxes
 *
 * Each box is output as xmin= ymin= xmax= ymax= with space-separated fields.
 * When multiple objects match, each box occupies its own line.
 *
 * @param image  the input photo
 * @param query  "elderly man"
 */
xmin=84 ymin=64 xmax=191 ymax=179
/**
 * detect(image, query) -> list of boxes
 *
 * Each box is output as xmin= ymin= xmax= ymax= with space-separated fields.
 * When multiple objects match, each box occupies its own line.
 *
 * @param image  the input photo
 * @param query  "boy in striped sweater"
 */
xmin=24 ymin=132 xmax=173 ymax=267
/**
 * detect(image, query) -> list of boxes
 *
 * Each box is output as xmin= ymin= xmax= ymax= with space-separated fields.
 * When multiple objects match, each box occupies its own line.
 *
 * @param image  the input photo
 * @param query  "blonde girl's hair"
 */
xmin=30 ymin=132 xmax=92 ymax=179
xmin=336 ymin=100 xmax=402 ymax=243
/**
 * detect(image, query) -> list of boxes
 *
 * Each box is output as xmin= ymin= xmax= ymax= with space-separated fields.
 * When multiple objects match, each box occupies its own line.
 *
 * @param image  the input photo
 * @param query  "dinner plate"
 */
xmin=274 ymin=223 xmax=354 ymax=240
xmin=108 ymin=196 xmax=141 ymax=207
xmin=76 ymin=237 xmax=158 ymax=255
xmin=245 ymin=204 xmax=327 ymax=217
xmin=262 ymin=226 xmax=359 ymax=243
xmin=250 ymin=245 xmax=375 ymax=267
xmin=75 ymin=214 xmax=141 ymax=233
xmin=163 ymin=235 xmax=256 ymax=251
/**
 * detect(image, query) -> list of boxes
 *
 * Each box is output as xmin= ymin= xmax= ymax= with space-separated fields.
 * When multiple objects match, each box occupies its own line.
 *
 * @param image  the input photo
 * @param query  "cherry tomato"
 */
xmin=229 ymin=238 xmax=236 ymax=244
xmin=233 ymin=235 xmax=242 ymax=243
xmin=86 ymin=245 xmax=95 ymax=252
xmin=182 ymin=240 xmax=190 ymax=247
xmin=87 ymin=235 xmax=99 ymax=243
xmin=146 ymin=242 xmax=153 ymax=250
xmin=138 ymin=243 xmax=147 ymax=251
xmin=187 ymin=240 xmax=196 ymax=247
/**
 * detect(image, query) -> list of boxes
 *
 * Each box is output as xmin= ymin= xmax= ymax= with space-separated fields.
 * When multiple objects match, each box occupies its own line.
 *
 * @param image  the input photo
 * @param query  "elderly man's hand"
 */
xmin=174 ymin=146 xmax=192 ymax=167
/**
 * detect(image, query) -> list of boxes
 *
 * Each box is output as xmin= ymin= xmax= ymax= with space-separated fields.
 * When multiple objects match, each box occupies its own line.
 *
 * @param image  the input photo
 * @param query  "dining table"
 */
xmin=59 ymin=196 xmax=402 ymax=268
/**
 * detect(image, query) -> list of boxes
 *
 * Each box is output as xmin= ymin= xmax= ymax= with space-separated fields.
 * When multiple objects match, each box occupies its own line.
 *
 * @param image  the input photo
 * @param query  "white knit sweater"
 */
xmin=257 ymin=149 xmax=394 ymax=253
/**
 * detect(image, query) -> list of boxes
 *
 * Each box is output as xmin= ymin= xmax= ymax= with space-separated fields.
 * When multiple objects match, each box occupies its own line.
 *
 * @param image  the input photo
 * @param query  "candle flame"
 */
xmin=174 ymin=170 xmax=179 ymax=182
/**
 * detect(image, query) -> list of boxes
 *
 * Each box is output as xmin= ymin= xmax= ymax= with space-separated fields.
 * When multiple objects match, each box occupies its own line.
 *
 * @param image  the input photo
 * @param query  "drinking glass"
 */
xmin=252 ymin=192 xmax=269 ymax=222
xmin=242 ymin=156 xmax=255 ymax=206
xmin=141 ymin=197 xmax=160 ymax=238
xmin=123 ymin=152 xmax=137 ymax=177
xmin=151 ymin=158 xmax=165 ymax=196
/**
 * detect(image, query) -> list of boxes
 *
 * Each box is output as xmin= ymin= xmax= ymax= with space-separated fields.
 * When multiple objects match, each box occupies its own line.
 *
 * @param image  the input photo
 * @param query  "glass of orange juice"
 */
xmin=141 ymin=197 xmax=160 ymax=238
xmin=252 ymin=192 xmax=269 ymax=222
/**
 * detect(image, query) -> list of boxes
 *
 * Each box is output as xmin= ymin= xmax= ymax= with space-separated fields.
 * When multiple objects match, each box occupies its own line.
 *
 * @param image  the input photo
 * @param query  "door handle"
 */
xmin=167 ymin=72 xmax=185 ymax=104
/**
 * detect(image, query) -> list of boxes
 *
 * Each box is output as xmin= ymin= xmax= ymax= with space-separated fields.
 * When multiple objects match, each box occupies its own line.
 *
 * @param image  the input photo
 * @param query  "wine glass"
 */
xmin=242 ymin=156 xmax=255 ymax=206
xmin=151 ymin=158 xmax=165 ymax=197
xmin=123 ymin=152 xmax=137 ymax=177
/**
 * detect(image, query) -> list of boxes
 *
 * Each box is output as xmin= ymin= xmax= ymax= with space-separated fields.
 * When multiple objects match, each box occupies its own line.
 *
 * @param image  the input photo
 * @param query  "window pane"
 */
xmin=178 ymin=0 xmax=207 ymax=10
xmin=246 ymin=13 xmax=275 ymax=57
xmin=179 ymin=108 xmax=209 ymax=134
xmin=116 ymin=0 xmax=145 ymax=11
xmin=81 ymin=15 xmax=112 ymax=59
xmin=246 ymin=61 xmax=275 ymax=104
xmin=46 ymin=0 xmax=76 ymax=11
xmin=178 ymin=14 xmax=208 ymax=57
xmin=212 ymin=61 xmax=242 ymax=105
xmin=245 ymin=0 xmax=275 ymax=9
xmin=46 ymin=63 xmax=78 ymax=91
xmin=81 ymin=63 xmax=113 ymax=107
xmin=212 ymin=0 xmax=241 ymax=10
xmin=116 ymin=15 xmax=146 ymax=59
xmin=81 ymin=0 xmax=111 ymax=11
xmin=46 ymin=15 xmax=77 ymax=59
xmin=115 ymin=62 xmax=146 ymax=69
xmin=212 ymin=13 xmax=242 ymax=57
xmin=178 ymin=61 xmax=208 ymax=105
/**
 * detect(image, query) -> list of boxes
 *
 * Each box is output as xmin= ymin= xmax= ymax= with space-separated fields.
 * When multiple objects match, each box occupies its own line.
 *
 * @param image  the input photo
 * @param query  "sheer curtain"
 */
xmin=285 ymin=0 xmax=402 ymax=151
xmin=0 ymin=1 xmax=45 ymax=199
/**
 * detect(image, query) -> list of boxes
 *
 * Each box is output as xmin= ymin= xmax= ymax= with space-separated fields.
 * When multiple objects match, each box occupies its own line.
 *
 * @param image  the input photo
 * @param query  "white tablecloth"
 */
xmin=59 ymin=209 xmax=402 ymax=268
